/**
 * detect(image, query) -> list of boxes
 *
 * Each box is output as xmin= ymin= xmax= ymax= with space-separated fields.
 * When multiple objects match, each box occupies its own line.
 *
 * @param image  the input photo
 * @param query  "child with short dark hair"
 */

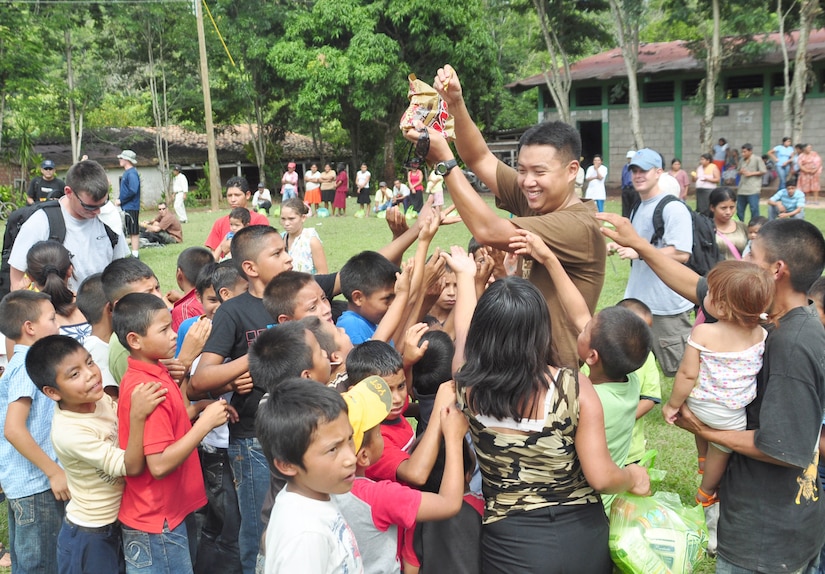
xmin=346 ymin=341 xmax=446 ymax=488
xmin=334 ymin=375 xmax=466 ymax=574
xmin=190 ymin=225 xmax=295 ymax=573
xmin=213 ymin=208 xmax=251 ymax=261
xmin=299 ymin=316 xmax=353 ymax=388
xmin=616 ymin=298 xmax=662 ymax=465
xmin=26 ymin=334 xmax=167 ymax=574
xmin=101 ymin=257 xmax=166 ymax=384
xmin=77 ymin=273 xmax=120 ymax=397
xmin=211 ymin=260 xmax=247 ymax=303
xmin=256 ymin=379 xmax=362 ymax=573
xmin=410 ymin=329 xmax=454 ymax=436
xmin=337 ymin=251 xmax=400 ymax=344
xmin=509 ymin=230 xmax=653 ymax=511
xmin=743 ymin=215 xmax=768 ymax=257
xmin=113 ymin=292 xmax=229 ymax=572
xmin=171 ymin=246 xmax=214 ymax=332
xmin=247 ymin=322 xmax=331 ymax=394
xmin=0 ymin=290 xmax=64 ymax=573
xmin=263 ymin=271 xmax=332 ymax=325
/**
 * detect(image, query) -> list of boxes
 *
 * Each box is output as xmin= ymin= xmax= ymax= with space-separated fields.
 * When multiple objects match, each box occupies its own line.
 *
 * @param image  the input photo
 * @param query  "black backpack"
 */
xmin=631 ymin=194 xmax=721 ymax=277
xmin=0 ymin=201 xmax=119 ymax=297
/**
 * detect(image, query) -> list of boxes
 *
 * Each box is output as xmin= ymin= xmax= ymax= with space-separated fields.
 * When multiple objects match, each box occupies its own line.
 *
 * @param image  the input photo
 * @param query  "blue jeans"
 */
xmin=736 ymin=193 xmax=761 ymax=223
xmin=282 ymin=186 xmax=296 ymax=201
xmin=777 ymin=163 xmax=791 ymax=189
xmin=122 ymin=519 xmax=193 ymax=574
xmin=195 ymin=446 xmax=242 ymax=574
xmin=58 ymin=517 xmax=124 ymax=574
xmin=768 ymin=204 xmax=804 ymax=220
xmin=717 ymin=553 xmax=819 ymax=574
xmin=8 ymin=490 xmax=65 ymax=574
xmin=228 ymin=436 xmax=269 ymax=574
xmin=595 ymin=199 xmax=605 ymax=212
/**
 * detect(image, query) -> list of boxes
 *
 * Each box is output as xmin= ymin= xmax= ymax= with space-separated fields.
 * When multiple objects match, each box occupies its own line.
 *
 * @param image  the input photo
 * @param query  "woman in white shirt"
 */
xmin=585 ymin=155 xmax=607 ymax=212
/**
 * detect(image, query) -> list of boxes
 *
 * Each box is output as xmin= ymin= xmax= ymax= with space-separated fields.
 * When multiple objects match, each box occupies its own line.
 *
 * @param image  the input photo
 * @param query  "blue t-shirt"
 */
xmin=0 ymin=345 xmax=57 ymax=499
xmin=769 ymin=188 xmax=805 ymax=212
xmin=773 ymin=144 xmax=794 ymax=166
xmin=119 ymin=168 xmax=141 ymax=210
xmin=336 ymin=310 xmax=377 ymax=345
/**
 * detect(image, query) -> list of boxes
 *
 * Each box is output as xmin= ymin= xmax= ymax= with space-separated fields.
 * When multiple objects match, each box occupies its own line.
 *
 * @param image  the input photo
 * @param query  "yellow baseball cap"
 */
xmin=343 ymin=376 xmax=392 ymax=451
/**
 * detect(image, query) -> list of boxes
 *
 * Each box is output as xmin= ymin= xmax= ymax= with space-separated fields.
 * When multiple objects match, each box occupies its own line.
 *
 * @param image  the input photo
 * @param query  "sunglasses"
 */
xmin=76 ymin=194 xmax=107 ymax=211
xmin=42 ymin=167 xmax=54 ymax=171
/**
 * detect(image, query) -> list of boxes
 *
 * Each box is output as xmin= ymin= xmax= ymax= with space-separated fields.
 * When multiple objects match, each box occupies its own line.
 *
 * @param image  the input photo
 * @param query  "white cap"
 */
xmin=626 ymin=150 xmax=636 ymax=159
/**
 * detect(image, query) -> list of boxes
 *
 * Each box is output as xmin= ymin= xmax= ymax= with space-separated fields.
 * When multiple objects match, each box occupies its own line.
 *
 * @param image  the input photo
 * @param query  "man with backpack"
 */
xmin=6 ymin=160 xmax=129 ymax=292
xmin=606 ymin=148 xmax=694 ymax=377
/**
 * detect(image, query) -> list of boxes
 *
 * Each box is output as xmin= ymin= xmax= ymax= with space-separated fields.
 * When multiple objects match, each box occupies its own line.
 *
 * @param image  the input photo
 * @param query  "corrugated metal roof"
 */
xmin=508 ymin=29 xmax=825 ymax=90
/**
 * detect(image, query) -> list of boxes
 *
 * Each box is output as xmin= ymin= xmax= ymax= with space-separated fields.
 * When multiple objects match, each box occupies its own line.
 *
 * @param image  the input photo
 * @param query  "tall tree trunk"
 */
xmin=791 ymin=0 xmax=821 ymax=141
xmin=608 ymin=0 xmax=644 ymax=149
xmin=778 ymin=0 xmax=793 ymax=136
xmin=147 ymin=29 xmax=170 ymax=202
xmin=532 ymin=0 xmax=572 ymax=124
xmin=65 ymin=30 xmax=80 ymax=164
xmin=700 ymin=0 xmax=721 ymax=153
xmin=250 ymin=96 xmax=267 ymax=185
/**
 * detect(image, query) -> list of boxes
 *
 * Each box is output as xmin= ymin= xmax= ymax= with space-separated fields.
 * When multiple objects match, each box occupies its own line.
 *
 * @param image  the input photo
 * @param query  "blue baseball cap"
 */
xmin=629 ymin=148 xmax=662 ymax=171
xmin=41 ymin=159 xmax=55 ymax=169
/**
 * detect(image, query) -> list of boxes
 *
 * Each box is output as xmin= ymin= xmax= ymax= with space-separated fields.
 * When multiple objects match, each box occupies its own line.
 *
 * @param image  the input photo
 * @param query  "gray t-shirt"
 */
xmin=625 ymin=193 xmax=694 ymax=316
xmin=738 ymin=155 xmax=766 ymax=196
xmin=9 ymin=200 xmax=129 ymax=292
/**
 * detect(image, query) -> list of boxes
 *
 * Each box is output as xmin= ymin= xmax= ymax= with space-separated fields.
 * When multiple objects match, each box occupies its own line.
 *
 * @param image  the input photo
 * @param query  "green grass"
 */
xmin=3 ymin=193 xmax=825 ymax=572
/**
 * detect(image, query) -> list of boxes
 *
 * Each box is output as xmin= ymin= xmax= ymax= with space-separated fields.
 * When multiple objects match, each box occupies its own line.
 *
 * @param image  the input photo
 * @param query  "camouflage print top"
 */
xmin=458 ymin=367 xmax=599 ymax=524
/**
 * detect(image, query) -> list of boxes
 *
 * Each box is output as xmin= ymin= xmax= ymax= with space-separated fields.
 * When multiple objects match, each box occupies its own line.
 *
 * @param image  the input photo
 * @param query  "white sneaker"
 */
xmin=704 ymin=502 xmax=719 ymax=557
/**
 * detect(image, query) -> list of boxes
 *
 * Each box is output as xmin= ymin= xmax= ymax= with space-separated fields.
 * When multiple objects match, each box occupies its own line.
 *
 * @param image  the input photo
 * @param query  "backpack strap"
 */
xmin=41 ymin=202 xmax=67 ymax=244
xmin=102 ymin=222 xmax=119 ymax=248
xmin=650 ymin=194 xmax=680 ymax=245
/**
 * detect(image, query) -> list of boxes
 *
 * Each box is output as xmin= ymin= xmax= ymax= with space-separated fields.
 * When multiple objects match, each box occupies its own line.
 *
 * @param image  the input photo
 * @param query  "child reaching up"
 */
xmin=662 ymin=260 xmax=773 ymax=508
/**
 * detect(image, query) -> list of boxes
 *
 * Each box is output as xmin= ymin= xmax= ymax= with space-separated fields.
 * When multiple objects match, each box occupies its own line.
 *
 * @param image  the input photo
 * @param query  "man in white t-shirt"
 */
xmin=606 ymin=148 xmax=694 ymax=377
xmin=172 ymin=165 xmax=189 ymax=223
xmin=9 ymin=160 xmax=130 ymax=292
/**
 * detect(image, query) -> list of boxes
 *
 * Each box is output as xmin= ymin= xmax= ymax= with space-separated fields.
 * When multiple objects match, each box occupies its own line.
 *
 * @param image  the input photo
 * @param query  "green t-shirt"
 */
xmin=108 ymin=332 xmax=128 ymax=386
xmin=593 ymin=372 xmax=641 ymax=513
xmin=625 ymin=352 xmax=662 ymax=464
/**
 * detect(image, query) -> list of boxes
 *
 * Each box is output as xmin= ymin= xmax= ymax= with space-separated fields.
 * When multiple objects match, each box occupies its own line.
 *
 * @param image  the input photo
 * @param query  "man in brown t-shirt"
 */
xmin=403 ymin=65 xmax=605 ymax=367
xmin=140 ymin=201 xmax=183 ymax=245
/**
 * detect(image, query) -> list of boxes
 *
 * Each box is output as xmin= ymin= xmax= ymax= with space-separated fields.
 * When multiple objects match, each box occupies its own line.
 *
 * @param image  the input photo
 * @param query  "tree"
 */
xmin=777 ymin=0 xmax=823 ymax=140
xmin=529 ymin=0 xmax=611 ymax=124
xmin=607 ymin=0 xmax=645 ymax=148
xmin=699 ymin=0 xmax=721 ymax=153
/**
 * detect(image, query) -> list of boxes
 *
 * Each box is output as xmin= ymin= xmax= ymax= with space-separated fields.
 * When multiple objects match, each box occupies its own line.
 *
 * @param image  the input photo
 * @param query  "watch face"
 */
xmin=436 ymin=163 xmax=448 ymax=176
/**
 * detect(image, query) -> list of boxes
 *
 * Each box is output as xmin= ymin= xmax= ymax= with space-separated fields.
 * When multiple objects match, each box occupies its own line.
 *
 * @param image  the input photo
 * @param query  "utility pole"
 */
xmin=195 ymin=0 xmax=222 ymax=211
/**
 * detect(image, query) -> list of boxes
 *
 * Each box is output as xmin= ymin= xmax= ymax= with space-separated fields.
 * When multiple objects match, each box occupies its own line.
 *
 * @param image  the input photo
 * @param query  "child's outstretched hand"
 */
xmin=417 ymin=207 xmax=441 ymax=243
xmin=130 ymin=382 xmax=168 ymax=421
xmin=661 ymin=402 xmax=680 ymax=425
xmin=440 ymin=245 xmax=476 ymax=278
xmin=440 ymin=404 xmax=469 ymax=441
xmin=434 ymin=380 xmax=458 ymax=412
xmin=509 ymin=229 xmax=553 ymax=265
xmin=422 ymin=247 xmax=446 ymax=291
xmin=199 ymin=398 xmax=230 ymax=430
xmin=402 ymin=323 xmax=430 ymax=367
xmin=395 ymin=259 xmax=414 ymax=297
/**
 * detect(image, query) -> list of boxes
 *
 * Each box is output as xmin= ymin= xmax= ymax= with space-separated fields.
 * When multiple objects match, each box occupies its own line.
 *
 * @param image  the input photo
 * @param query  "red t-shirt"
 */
xmin=365 ymin=414 xmax=415 ymax=483
xmin=171 ymin=288 xmax=204 ymax=333
xmin=204 ymin=210 xmax=270 ymax=250
xmin=117 ymin=358 xmax=206 ymax=533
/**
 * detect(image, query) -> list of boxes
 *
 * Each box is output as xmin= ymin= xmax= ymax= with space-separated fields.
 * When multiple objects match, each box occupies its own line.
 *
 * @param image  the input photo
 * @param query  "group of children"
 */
xmin=0 ymin=186 xmax=798 ymax=574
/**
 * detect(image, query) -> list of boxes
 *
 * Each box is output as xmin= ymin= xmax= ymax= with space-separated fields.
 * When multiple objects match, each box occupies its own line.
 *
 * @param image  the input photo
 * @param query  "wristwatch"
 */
xmin=434 ymin=159 xmax=458 ymax=177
